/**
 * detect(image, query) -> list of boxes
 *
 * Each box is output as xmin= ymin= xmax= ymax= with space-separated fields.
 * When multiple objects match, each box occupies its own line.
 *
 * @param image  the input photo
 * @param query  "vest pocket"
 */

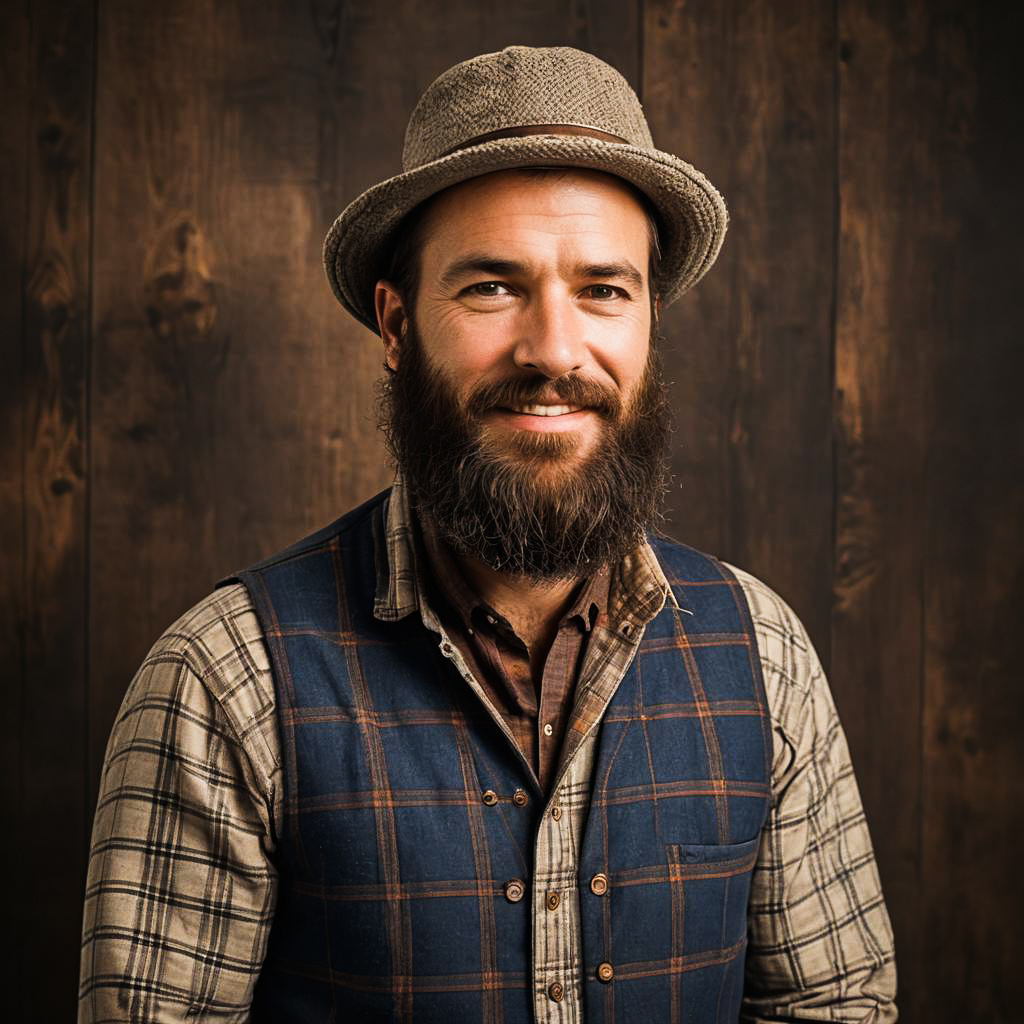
xmin=664 ymin=836 xmax=760 ymax=954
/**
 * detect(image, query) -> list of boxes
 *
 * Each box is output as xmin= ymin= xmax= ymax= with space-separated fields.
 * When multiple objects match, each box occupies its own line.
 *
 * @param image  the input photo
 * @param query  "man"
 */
xmin=80 ymin=46 xmax=896 ymax=1022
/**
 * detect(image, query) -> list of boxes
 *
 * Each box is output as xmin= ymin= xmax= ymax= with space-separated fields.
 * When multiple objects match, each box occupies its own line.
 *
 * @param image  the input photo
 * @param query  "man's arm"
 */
xmin=79 ymin=585 xmax=281 ymax=1023
xmin=731 ymin=567 xmax=898 ymax=1023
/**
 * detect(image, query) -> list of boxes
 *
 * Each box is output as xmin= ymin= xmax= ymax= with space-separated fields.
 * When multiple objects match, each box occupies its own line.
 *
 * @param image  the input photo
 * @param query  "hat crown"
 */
xmin=402 ymin=46 xmax=654 ymax=170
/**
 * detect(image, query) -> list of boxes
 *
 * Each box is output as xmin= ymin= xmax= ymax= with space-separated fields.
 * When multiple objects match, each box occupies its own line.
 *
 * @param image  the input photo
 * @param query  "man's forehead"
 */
xmin=415 ymin=168 xmax=655 ymax=258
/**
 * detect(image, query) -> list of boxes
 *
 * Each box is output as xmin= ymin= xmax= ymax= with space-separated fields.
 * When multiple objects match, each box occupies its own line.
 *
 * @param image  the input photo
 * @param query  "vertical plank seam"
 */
xmin=828 ymin=0 xmax=841 ymax=684
xmin=17 ymin=1 xmax=36 ymax=1014
xmin=635 ymin=0 xmax=644 ymax=103
xmin=82 ymin=0 xmax=99 ymax=868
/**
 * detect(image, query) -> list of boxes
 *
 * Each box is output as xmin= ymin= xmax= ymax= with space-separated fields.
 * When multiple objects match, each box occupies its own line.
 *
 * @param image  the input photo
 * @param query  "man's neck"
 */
xmin=455 ymin=552 xmax=586 ymax=664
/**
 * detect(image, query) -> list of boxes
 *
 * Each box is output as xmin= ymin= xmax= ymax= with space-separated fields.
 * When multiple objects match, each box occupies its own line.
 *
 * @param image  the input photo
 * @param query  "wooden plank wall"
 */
xmin=2 ymin=1 xmax=1020 ymax=1019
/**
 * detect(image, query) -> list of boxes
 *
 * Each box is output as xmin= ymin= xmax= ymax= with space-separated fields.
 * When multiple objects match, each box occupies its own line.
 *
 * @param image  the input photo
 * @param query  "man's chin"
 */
xmin=479 ymin=422 xmax=600 ymax=465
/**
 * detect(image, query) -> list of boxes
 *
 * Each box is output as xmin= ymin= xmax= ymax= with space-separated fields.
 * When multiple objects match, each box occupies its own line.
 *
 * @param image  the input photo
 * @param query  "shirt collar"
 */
xmin=373 ymin=473 xmax=679 ymax=633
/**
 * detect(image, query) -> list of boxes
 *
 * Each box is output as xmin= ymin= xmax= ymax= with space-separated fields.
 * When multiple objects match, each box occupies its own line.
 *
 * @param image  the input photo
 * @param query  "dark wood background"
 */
xmin=3 ymin=1 xmax=1021 ymax=1020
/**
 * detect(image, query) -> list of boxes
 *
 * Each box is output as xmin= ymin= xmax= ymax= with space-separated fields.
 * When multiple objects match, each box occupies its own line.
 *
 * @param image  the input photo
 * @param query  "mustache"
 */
xmin=464 ymin=373 xmax=623 ymax=420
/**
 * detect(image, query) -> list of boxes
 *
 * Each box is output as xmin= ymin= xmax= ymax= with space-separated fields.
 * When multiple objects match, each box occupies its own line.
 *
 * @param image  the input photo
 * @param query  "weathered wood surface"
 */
xmin=2 ymin=1 xmax=95 ymax=1019
xmin=833 ymin=2 xmax=931 ymax=1016
xmin=2 ymin=2 xmax=1021 ymax=1020
xmin=0 ymin=0 xmax=31 ymax=986
xmin=916 ymin=5 xmax=1023 ymax=1019
xmin=835 ymin=2 xmax=1023 ymax=1018
xmin=644 ymin=0 xmax=837 ymax=665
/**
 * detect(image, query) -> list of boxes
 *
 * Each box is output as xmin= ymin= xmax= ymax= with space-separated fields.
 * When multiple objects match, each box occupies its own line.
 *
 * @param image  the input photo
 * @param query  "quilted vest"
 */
xmin=236 ymin=490 xmax=771 ymax=1023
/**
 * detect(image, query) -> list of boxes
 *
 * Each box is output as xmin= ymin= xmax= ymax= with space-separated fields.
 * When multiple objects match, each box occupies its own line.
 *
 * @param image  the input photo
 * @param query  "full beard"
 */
xmin=378 ymin=323 xmax=671 ymax=583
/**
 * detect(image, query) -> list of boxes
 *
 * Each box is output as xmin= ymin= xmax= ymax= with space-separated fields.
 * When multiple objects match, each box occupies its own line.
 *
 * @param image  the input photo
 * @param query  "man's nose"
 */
xmin=511 ymin=291 xmax=586 ymax=379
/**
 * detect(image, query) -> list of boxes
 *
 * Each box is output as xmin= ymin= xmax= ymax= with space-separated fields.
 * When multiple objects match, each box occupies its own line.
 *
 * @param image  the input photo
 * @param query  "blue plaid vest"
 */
xmin=238 ymin=490 xmax=771 ymax=1022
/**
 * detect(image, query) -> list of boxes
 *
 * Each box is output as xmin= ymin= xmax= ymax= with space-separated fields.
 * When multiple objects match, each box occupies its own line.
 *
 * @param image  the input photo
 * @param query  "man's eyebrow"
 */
xmin=439 ymin=255 xmax=646 ymax=292
xmin=580 ymin=261 xmax=644 ymax=291
xmin=439 ymin=255 xmax=529 ymax=290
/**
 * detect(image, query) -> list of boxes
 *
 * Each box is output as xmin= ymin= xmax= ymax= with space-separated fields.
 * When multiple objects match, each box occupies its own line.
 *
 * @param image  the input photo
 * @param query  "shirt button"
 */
xmin=548 ymin=981 xmax=564 ymax=1003
xmin=546 ymin=891 xmax=560 ymax=911
xmin=543 ymin=723 xmax=553 ymax=737
xmin=596 ymin=961 xmax=614 ymax=983
xmin=551 ymin=806 xmax=562 ymax=821
xmin=590 ymin=872 xmax=609 ymax=896
xmin=512 ymin=789 xmax=528 ymax=807
xmin=504 ymin=879 xmax=525 ymax=903
xmin=486 ymin=614 xmax=496 ymax=625
xmin=441 ymin=642 xmax=453 ymax=656
xmin=481 ymin=789 xmax=498 ymax=806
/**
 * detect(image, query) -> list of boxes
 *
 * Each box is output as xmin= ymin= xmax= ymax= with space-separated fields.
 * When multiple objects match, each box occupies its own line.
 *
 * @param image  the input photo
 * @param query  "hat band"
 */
xmin=442 ymin=123 xmax=629 ymax=158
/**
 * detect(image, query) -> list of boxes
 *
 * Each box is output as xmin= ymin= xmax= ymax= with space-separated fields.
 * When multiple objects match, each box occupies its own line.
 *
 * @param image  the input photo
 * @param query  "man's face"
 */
xmin=382 ymin=169 xmax=654 ymax=466
xmin=375 ymin=168 xmax=669 ymax=580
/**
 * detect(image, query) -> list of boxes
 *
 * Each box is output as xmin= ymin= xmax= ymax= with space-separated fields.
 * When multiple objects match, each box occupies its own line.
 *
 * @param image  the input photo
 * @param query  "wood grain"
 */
xmin=87 ymin=0 xmax=387 ymax=788
xmin=642 ymin=0 xmax=837 ymax=663
xmin=7 ymin=1 xmax=95 ymax=1018
xmin=833 ymin=3 xmax=932 ymax=1014
xmin=918 ymin=5 xmax=1024 ymax=1019
xmin=0 ymin=0 xmax=31 ymax=954
xmin=832 ymin=1 xmax=1024 ymax=1018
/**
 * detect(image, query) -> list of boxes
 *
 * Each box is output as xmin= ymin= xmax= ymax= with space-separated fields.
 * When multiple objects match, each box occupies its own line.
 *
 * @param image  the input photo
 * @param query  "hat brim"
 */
xmin=323 ymin=134 xmax=728 ymax=334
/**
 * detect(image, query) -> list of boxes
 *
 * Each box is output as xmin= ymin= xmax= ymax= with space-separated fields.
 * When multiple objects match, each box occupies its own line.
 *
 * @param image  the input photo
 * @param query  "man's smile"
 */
xmin=487 ymin=404 xmax=595 ymax=432
xmin=508 ymin=402 xmax=582 ymax=417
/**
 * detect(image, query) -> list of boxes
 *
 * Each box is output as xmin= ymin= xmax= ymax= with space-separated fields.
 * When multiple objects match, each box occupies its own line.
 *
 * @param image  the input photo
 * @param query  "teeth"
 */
xmin=513 ymin=404 xmax=580 ymax=417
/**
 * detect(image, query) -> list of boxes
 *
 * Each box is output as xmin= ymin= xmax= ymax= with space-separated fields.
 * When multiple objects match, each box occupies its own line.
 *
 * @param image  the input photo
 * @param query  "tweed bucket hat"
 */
xmin=323 ymin=45 xmax=727 ymax=333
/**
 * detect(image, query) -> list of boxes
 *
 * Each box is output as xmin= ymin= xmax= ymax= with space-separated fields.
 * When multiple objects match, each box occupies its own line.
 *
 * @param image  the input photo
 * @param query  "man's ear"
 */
xmin=375 ymin=280 xmax=408 ymax=371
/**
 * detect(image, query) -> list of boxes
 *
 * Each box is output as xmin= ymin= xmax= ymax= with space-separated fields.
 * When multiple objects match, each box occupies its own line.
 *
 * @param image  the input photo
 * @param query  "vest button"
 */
xmin=481 ymin=789 xmax=498 ymax=806
xmin=596 ymin=961 xmax=614 ymax=983
xmin=546 ymin=891 xmax=560 ymax=911
xmin=590 ymin=872 xmax=608 ymax=896
xmin=548 ymin=981 xmax=564 ymax=1002
xmin=512 ymin=789 xmax=528 ymax=807
xmin=551 ymin=806 xmax=562 ymax=820
xmin=504 ymin=879 xmax=525 ymax=903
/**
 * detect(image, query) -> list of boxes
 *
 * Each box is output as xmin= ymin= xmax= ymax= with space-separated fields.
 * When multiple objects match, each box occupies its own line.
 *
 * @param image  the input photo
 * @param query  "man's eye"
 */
xmin=584 ymin=284 xmax=624 ymax=300
xmin=466 ymin=281 xmax=511 ymax=297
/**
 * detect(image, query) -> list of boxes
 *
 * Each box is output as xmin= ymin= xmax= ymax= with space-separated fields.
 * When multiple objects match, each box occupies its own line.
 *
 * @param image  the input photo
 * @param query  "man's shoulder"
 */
xmin=157 ymin=582 xmax=264 ymax=666
xmin=137 ymin=583 xmax=276 ymax=748
xmin=721 ymin=562 xmax=821 ymax=699
xmin=647 ymin=532 xmax=822 ymax=707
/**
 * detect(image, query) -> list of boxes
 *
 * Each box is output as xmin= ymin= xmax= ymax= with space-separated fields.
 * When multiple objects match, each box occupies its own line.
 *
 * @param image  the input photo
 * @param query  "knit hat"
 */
xmin=323 ymin=45 xmax=727 ymax=333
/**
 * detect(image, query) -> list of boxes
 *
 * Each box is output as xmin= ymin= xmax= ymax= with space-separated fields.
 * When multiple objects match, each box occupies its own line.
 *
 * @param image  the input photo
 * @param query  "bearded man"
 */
xmin=79 ymin=47 xmax=897 ymax=1023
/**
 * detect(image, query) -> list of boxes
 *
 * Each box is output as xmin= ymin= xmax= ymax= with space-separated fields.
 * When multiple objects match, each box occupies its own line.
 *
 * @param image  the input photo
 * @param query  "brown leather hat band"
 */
xmin=443 ymin=123 xmax=629 ymax=157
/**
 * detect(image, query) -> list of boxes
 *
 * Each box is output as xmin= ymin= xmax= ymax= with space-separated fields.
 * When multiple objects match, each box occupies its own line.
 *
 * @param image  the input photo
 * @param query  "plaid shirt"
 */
xmin=418 ymin=514 xmax=610 ymax=792
xmin=79 ymin=481 xmax=896 ymax=1022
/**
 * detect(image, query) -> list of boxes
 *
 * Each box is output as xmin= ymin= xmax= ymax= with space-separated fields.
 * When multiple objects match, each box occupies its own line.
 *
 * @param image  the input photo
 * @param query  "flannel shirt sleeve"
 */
xmin=730 ymin=566 xmax=898 ymax=1022
xmin=79 ymin=584 xmax=282 ymax=1023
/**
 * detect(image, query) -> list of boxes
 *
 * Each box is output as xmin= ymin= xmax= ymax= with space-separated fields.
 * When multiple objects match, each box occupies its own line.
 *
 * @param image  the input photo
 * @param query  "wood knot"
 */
xmin=144 ymin=218 xmax=218 ymax=340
